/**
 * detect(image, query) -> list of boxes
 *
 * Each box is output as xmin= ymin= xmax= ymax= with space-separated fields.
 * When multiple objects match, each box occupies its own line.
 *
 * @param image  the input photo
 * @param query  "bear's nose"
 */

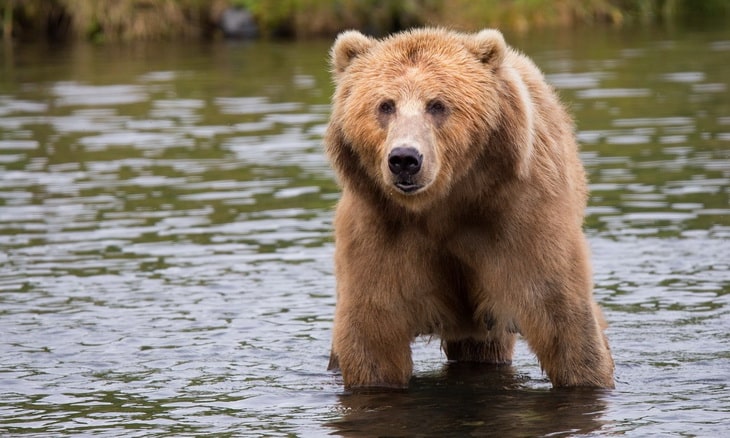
xmin=388 ymin=147 xmax=422 ymax=176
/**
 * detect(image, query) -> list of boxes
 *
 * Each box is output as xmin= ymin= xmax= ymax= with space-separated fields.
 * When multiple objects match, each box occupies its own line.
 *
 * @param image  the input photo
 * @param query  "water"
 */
xmin=1 ymin=26 xmax=728 ymax=436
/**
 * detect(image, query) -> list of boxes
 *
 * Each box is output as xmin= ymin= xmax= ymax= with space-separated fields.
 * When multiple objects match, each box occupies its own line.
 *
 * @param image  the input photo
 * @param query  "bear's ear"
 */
xmin=331 ymin=30 xmax=376 ymax=78
xmin=464 ymin=29 xmax=506 ymax=66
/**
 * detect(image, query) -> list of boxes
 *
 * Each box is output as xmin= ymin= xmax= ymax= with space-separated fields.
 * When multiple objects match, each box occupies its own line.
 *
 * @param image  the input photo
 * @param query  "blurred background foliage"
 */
xmin=2 ymin=0 xmax=729 ymax=42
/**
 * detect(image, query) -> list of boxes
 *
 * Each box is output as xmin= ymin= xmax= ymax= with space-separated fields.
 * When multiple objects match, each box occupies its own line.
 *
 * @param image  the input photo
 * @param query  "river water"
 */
xmin=1 ymin=26 xmax=728 ymax=437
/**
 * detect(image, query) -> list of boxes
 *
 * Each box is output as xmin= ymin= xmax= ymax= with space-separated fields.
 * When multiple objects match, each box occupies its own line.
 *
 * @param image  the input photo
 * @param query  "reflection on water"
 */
xmin=1 ymin=28 xmax=729 ymax=436
xmin=330 ymin=364 xmax=610 ymax=437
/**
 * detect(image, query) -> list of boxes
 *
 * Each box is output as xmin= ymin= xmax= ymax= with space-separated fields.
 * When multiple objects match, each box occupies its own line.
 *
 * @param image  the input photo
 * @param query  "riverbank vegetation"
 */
xmin=2 ymin=0 xmax=729 ymax=42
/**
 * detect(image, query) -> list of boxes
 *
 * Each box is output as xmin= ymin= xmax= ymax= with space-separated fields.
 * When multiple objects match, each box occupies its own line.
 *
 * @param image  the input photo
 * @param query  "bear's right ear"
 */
xmin=464 ymin=29 xmax=506 ymax=66
xmin=331 ymin=30 xmax=376 ymax=79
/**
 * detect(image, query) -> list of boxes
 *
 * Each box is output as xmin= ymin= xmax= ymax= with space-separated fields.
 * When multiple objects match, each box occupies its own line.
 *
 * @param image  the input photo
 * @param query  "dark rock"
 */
xmin=220 ymin=7 xmax=258 ymax=39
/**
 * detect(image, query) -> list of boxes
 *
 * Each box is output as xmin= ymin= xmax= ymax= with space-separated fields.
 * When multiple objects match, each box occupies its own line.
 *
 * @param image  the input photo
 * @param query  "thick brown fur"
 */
xmin=324 ymin=28 xmax=614 ymax=389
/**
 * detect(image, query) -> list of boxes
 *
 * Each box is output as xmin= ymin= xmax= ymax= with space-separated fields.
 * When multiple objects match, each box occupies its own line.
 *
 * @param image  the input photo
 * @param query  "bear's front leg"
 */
xmin=521 ymin=284 xmax=615 ymax=388
xmin=330 ymin=300 xmax=413 ymax=389
xmin=328 ymin=197 xmax=421 ymax=389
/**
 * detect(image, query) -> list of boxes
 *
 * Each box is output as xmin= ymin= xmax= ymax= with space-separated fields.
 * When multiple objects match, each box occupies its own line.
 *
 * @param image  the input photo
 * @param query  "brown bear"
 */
xmin=324 ymin=27 xmax=614 ymax=389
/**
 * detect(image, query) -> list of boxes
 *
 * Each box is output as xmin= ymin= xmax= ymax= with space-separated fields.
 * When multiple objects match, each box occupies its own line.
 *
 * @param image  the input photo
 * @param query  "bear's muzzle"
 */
xmin=388 ymin=146 xmax=423 ymax=193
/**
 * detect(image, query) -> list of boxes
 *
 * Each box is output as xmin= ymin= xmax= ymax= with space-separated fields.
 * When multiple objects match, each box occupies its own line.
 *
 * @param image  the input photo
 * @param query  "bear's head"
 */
xmin=325 ymin=28 xmax=534 ymax=212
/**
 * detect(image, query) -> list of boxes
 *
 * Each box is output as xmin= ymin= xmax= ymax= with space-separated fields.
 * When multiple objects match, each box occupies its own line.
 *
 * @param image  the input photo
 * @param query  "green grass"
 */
xmin=2 ymin=0 xmax=729 ymax=41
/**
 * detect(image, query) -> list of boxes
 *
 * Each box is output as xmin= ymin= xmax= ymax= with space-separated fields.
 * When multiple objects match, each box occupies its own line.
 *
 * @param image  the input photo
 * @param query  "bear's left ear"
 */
xmin=464 ymin=29 xmax=506 ymax=66
xmin=331 ymin=30 xmax=376 ymax=79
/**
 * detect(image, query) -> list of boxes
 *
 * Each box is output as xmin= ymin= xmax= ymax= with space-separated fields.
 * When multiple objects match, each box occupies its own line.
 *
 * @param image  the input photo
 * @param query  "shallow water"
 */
xmin=1 ymin=26 xmax=728 ymax=437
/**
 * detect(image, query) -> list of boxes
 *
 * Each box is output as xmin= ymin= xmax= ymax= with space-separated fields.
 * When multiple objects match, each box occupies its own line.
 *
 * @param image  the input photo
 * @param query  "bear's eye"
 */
xmin=378 ymin=100 xmax=396 ymax=115
xmin=426 ymin=100 xmax=447 ymax=116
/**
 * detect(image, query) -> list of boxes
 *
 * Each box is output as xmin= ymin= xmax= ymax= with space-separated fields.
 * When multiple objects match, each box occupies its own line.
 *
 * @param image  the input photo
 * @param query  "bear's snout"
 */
xmin=388 ymin=147 xmax=423 ymax=192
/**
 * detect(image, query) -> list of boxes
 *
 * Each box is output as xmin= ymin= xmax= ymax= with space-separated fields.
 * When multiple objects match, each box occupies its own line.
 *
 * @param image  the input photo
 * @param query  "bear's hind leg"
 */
xmin=327 ymin=350 xmax=340 ymax=371
xmin=443 ymin=332 xmax=516 ymax=365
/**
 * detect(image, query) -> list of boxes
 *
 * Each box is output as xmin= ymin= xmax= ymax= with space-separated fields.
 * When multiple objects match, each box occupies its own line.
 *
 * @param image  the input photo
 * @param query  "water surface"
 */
xmin=1 ymin=27 xmax=729 ymax=436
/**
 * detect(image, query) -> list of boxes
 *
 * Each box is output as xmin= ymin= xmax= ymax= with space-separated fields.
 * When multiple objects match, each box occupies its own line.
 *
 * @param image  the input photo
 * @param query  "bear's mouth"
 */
xmin=394 ymin=181 xmax=422 ymax=193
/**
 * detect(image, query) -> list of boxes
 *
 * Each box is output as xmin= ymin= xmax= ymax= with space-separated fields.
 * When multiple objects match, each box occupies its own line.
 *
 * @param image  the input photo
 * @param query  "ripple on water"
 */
xmin=215 ymin=97 xmax=303 ymax=115
xmin=576 ymin=88 xmax=652 ymax=99
xmin=79 ymin=131 xmax=190 ymax=150
xmin=52 ymin=82 xmax=148 ymax=106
